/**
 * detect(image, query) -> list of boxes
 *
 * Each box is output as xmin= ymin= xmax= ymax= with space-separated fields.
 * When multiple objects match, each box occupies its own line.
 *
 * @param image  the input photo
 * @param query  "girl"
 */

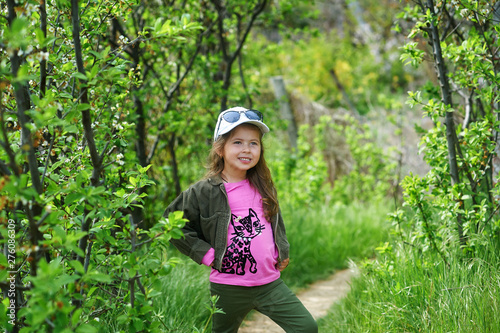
xmin=165 ymin=106 xmax=318 ymax=333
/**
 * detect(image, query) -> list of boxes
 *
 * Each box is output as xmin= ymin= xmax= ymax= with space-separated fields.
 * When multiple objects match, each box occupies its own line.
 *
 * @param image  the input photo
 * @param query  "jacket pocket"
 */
xmin=200 ymin=212 xmax=220 ymax=246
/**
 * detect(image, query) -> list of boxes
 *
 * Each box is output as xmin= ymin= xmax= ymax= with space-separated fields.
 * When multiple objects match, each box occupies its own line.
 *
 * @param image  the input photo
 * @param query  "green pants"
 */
xmin=210 ymin=278 xmax=318 ymax=333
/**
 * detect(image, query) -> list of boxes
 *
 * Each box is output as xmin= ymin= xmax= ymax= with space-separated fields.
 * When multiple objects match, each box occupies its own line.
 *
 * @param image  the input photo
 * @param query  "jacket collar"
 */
xmin=207 ymin=174 xmax=225 ymax=186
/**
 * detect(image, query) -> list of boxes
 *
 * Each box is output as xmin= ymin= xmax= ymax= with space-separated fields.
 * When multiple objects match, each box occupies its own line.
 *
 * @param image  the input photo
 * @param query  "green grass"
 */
xmin=281 ymin=200 xmax=391 ymax=290
xmin=102 ymin=259 xmax=212 ymax=333
xmin=153 ymin=261 xmax=212 ymax=332
xmin=319 ymin=244 xmax=500 ymax=332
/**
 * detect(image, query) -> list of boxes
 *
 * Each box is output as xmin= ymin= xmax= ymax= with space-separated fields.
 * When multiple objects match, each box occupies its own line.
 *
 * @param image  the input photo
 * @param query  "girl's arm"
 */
xmin=275 ymin=207 xmax=290 ymax=263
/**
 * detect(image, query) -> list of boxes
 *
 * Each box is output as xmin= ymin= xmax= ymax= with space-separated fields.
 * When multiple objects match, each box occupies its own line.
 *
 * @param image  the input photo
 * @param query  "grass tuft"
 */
xmin=319 ymin=244 xmax=500 ymax=332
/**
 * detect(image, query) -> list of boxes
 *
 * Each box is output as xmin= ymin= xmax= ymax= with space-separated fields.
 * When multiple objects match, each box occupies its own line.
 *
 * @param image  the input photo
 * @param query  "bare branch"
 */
xmin=145 ymin=25 xmax=211 ymax=164
xmin=40 ymin=134 xmax=56 ymax=186
xmin=211 ymin=0 xmax=268 ymax=109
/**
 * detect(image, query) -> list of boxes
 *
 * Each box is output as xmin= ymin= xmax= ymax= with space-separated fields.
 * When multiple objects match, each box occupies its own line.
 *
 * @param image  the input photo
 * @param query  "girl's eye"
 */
xmin=233 ymin=141 xmax=241 ymax=144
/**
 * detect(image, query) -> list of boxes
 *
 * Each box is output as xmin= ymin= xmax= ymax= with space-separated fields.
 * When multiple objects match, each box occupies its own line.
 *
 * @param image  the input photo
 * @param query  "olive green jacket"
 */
xmin=164 ymin=175 xmax=290 ymax=271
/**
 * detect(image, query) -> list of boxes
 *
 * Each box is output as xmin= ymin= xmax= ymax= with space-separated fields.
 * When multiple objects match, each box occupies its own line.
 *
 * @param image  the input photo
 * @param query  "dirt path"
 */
xmin=238 ymin=267 xmax=358 ymax=333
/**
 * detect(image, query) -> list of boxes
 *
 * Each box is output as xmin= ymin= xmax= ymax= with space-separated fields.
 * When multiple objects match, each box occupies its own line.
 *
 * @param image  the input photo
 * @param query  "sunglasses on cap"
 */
xmin=214 ymin=109 xmax=265 ymax=141
xmin=220 ymin=109 xmax=263 ymax=123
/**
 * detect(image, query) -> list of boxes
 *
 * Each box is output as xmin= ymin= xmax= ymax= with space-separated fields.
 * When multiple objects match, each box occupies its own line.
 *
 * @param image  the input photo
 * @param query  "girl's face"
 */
xmin=221 ymin=124 xmax=261 ymax=180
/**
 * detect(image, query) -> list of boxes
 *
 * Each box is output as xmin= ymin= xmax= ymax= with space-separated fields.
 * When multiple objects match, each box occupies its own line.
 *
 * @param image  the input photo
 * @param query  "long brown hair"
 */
xmin=205 ymin=124 xmax=279 ymax=221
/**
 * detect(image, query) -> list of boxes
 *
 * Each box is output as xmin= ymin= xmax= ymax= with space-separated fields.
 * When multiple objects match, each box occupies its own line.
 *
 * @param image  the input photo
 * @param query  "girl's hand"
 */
xmin=277 ymin=258 xmax=289 ymax=272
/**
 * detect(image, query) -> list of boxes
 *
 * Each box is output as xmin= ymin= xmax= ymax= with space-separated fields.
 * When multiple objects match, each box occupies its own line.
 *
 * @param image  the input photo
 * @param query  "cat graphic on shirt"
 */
xmin=220 ymin=208 xmax=265 ymax=275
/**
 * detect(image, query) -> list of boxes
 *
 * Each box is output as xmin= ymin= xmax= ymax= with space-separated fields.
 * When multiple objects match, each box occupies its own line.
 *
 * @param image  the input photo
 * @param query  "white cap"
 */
xmin=213 ymin=106 xmax=269 ymax=141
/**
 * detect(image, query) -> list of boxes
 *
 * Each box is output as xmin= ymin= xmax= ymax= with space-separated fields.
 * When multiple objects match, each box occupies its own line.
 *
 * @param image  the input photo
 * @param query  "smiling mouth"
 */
xmin=239 ymin=157 xmax=251 ymax=162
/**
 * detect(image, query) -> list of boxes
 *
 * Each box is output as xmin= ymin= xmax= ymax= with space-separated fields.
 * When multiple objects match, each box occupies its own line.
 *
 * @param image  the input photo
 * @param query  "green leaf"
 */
xmin=53 ymin=225 xmax=66 ymax=241
xmin=59 ymin=92 xmax=74 ymax=99
xmin=76 ymin=103 xmax=91 ymax=111
xmin=75 ymin=324 xmax=98 ymax=333
xmin=64 ymin=125 xmax=79 ymax=134
xmin=66 ymin=192 xmax=85 ymax=205
xmin=72 ymin=72 xmax=88 ymax=81
xmin=35 ymin=28 xmax=46 ymax=45
xmin=86 ymin=272 xmax=112 ymax=283
xmin=0 ymin=269 xmax=8 ymax=282
xmin=158 ymin=20 xmax=172 ymax=35
xmin=139 ymin=164 xmax=152 ymax=173
xmin=133 ymin=317 xmax=144 ymax=331
xmin=69 ymin=260 xmax=85 ymax=274
xmin=62 ymin=62 xmax=74 ymax=71
xmin=72 ymin=308 xmax=83 ymax=326
xmin=169 ymin=229 xmax=184 ymax=239
xmin=115 ymin=188 xmax=126 ymax=198
xmin=116 ymin=314 xmax=128 ymax=324
xmin=170 ymin=210 xmax=184 ymax=221
xmin=88 ymin=64 xmax=99 ymax=80
xmin=129 ymin=176 xmax=137 ymax=187
xmin=54 ymin=274 xmax=79 ymax=288
xmin=87 ymin=286 xmax=98 ymax=298
xmin=0 ymin=253 xmax=7 ymax=267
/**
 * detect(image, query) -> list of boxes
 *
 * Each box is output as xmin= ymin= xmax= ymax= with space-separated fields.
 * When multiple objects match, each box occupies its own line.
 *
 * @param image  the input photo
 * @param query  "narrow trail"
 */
xmin=238 ymin=267 xmax=358 ymax=333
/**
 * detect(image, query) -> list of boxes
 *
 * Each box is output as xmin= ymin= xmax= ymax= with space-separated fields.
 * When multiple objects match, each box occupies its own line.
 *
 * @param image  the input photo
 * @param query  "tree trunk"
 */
xmin=71 ymin=0 xmax=103 ymax=303
xmin=7 ymin=0 xmax=43 ymax=195
xmin=168 ymin=133 xmax=182 ymax=196
xmin=269 ymin=76 xmax=298 ymax=149
xmin=134 ymin=94 xmax=147 ymax=167
xmin=7 ymin=0 xmax=45 ymax=284
xmin=425 ymin=0 xmax=465 ymax=245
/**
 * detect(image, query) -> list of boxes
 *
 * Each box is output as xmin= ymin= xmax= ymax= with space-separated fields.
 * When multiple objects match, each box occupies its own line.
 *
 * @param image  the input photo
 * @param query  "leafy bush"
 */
xmin=0 ymin=0 xmax=235 ymax=331
xmin=321 ymin=0 xmax=500 ymax=330
xmin=395 ymin=0 xmax=500 ymax=259
xmin=101 ymin=256 xmax=215 ymax=333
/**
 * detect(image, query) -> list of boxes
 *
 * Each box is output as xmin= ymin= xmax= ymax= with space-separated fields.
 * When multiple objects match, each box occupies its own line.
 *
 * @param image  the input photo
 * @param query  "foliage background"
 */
xmin=2 ymin=0 xmax=500 ymax=332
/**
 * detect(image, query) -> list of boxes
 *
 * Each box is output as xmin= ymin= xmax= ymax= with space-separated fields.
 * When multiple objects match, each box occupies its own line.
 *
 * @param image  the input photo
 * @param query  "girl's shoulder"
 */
xmin=199 ymin=174 xmax=224 ymax=187
xmin=185 ymin=176 xmax=223 ymax=193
